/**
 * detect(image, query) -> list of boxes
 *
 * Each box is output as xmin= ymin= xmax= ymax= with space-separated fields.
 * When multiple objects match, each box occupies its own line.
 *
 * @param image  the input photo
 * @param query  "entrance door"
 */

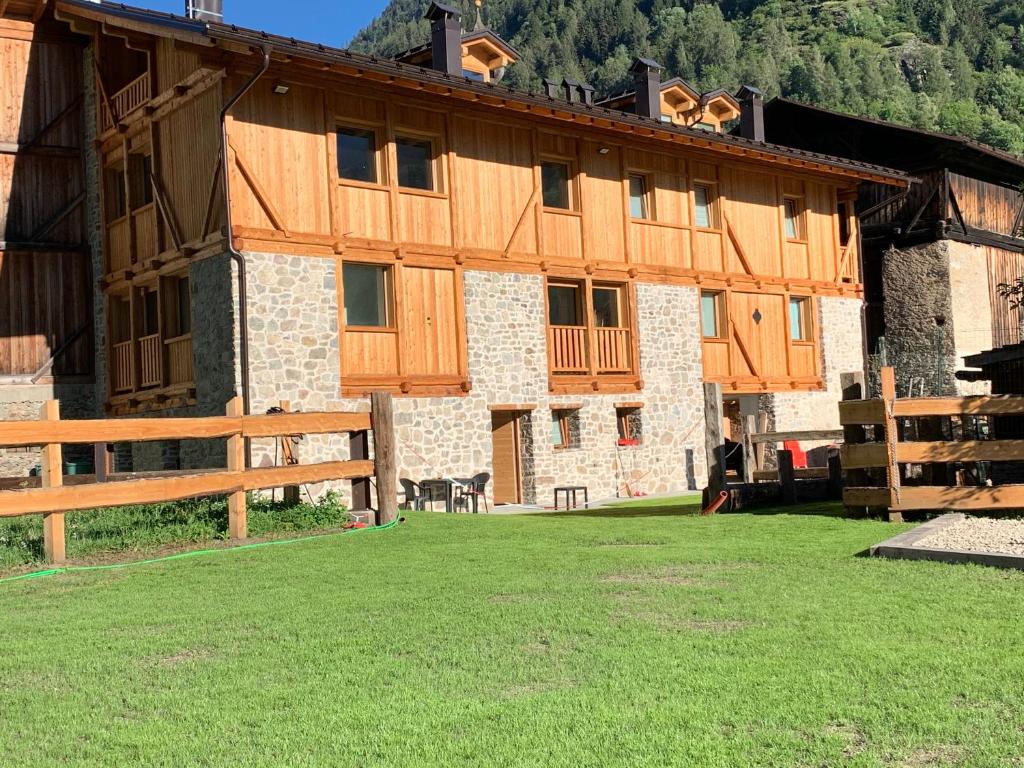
xmin=490 ymin=411 xmax=522 ymax=505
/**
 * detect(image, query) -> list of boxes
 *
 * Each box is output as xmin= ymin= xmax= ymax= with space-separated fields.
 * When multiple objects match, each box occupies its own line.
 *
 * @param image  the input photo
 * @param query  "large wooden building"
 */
xmin=763 ymin=98 xmax=1024 ymax=398
xmin=0 ymin=0 xmax=909 ymax=504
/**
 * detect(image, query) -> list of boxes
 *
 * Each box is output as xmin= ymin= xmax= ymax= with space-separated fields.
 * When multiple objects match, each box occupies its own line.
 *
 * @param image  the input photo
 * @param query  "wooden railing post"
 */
xmin=778 ymin=449 xmax=796 ymax=505
xmin=226 ymin=396 xmax=247 ymax=539
xmin=703 ymin=383 xmax=725 ymax=504
xmin=278 ymin=400 xmax=300 ymax=505
xmin=742 ymin=413 xmax=756 ymax=484
xmin=371 ymin=392 xmax=398 ymax=525
xmin=40 ymin=400 xmax=65 ymax=564
xmin=880 ymin=366 xmax=902 ymax=523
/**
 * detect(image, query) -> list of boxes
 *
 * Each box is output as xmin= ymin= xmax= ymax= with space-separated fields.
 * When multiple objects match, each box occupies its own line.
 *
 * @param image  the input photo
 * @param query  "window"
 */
xmin=396 ymin=135 xmax=435 ymax=191
xmin=462 ymin=69 xmax=486 ymax=81
xmin=547 ymin=283 xmax=582 ymax=326
xmin=110 ymin=295 xmax=131 ymax=344
xmin=139 ymin=287 xmax=159 ymax=337
xmin=550 ymin=409 xmax=579 ymax=449
xmin=104 ymin=166 xmax=126 ymax=223
xmin=694 ymin=183 xmax=716 ymax=229
xmin=628 ymin=174 xmax=650 ymax=220
xmin=838 ymin=201 xmax=852 ymax=247
xmin=541 ymin=160 xmax=572 ymax=210
xmin=337 ymin=126 xmax=378 ymax=184
xmin=343 ymin=263 xmax=391 ymax=327
xmin=660 ymin=113 xmax=673 ymax=123
xmin=164 ymin=275 xmax=191 ymax=338
xmin=592 ymin=286 xmax=622 ymax=328
xmin=128 ymin=153 xmax=153 ymax=209
xmin=693 ymin=121 xmax=717 ymax=132
xmin=616 ymin=407 xmax=642 ymax=445
xmin=701 ymin=291 xmax=725 ymax=338
xmin=784 ymin=197 xmax=803 ymax=240
xmin=789 ymin=297 xmax=811 ymax=341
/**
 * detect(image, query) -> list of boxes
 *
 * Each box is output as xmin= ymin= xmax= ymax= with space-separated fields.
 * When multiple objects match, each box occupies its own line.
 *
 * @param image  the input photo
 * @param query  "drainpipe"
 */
xmin=219 ymin=45 xmax=271 ymax=465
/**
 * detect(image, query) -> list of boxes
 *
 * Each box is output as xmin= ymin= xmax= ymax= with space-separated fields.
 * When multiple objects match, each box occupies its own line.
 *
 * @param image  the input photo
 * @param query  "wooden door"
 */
xmin=400 ymin=266 xmax=459 ymax=375
xmin=490 ymin=411 xmax=522 ymax=505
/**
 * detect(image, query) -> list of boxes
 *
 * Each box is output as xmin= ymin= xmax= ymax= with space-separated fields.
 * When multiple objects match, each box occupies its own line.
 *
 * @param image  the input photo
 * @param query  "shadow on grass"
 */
xmin=720 ymin=500 xmax=852 ymax=518
xmin=537 ymin=503 xmax=704 ymax=519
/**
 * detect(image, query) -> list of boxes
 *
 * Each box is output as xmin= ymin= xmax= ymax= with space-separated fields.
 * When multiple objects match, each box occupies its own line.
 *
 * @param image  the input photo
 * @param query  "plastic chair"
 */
xmin=454 ymin=472 xmax=491 ymax=513
xmin=399 ymin=478 xmax=429 ymax=511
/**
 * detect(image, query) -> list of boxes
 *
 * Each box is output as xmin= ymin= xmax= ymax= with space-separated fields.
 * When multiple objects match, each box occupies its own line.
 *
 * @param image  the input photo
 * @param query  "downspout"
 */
xmin=219 ymin=44 xmax=271 ymax=465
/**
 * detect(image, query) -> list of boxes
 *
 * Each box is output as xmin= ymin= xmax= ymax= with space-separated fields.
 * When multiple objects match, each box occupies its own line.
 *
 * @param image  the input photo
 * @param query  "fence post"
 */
xmin=278 ymin=400 xmax=300 ymax=506
xmin=226 ymin=396 xmax=247 ymax=539
xmin=40 ymin=400 xmax=65 ymax=564
xmin=840 ymin=371 xmax=868 ymax=515
xmin=880 ymin=366 xmax=902 ymax=523
xmin=371 ymin=392 xmax=398 ymax=525
xmin=703 ymin=383 xmax=725 ymax=504
xmin=778 ymin=449 xmax=796 ymax=505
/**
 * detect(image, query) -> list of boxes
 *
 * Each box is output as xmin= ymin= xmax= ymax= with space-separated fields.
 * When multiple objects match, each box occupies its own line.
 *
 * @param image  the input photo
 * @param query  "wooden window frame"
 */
xmin=616 ymin=406 xmax=642 ymax=445
xmin=788 ymin=295 xmax=814 ymax=344
xmin=394 ymin=130 xmax=444 ymax=195
xmin=693 ymin=181 xmax=720 ymax=231
xmin=336 ymin=121 xmax=385 ymax=188
xmin=544 ymin=275 xmax=640 ymax=395
xmin=783 ymin=195 xmax=807 ymax=242
xmin=341 ymin=261 xmax=395 ymax=331
xmin=540 ymin=156 xmax=578 ymax=213
xmin=627 ymin=172 xmax=654 ymax=221
xmin=550 ymin=409 xmax=572 ymax=450
xmin=701 ymin=290 xmax=727 ymax=340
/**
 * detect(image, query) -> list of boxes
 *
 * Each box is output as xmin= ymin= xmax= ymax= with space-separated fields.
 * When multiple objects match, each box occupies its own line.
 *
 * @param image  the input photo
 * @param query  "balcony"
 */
xmin=107 ymin=217 xmax=131 ymax=273
xmin=101 ymin=73 xmax=151 ymax=131
xmin=111 ymin=341 xmax=133 ymax=394
xmin=139 ymin=333 xmax=162 ymax=389
xmin=165 ymin=334 xmax=194 ymax=386
xmin=548 ymin=326 xmax=634 ymax=375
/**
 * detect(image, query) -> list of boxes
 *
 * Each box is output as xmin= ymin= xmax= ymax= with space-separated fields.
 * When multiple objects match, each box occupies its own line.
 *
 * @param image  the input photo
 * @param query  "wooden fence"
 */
xmin=0 ymin=393 xmax=397 ymax=564
xmin=840 ymin=366 xmax=1024 ymax=520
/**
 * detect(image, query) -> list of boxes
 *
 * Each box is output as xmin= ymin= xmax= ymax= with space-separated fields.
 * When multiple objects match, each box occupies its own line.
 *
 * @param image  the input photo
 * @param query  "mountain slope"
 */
xmin=350 ymin=0 xmax=1024 ymax=155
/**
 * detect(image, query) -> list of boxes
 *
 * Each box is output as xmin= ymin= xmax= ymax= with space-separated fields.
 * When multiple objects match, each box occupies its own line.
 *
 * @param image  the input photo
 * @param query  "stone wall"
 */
xmin=771 ymin=296 xmax=865 ymax=434
xmin=231 ymin=257 xmax=708 ymax=506
xmin=948 ymin=241 xmax=994 ymax=395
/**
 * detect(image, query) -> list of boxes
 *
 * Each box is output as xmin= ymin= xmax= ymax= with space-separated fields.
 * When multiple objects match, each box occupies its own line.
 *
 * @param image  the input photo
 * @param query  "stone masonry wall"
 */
xmin=236 ymin=256 xmax=708 ymax=506
xmin=770 ymin=295 xmax=865 ymax=436
xmin=948 ymin=240 xmax=994 ymax=395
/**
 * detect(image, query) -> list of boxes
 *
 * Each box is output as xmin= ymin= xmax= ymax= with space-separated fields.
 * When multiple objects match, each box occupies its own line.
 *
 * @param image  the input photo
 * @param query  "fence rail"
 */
xmin=840 ymin=366 xmax=1024 ymax=518
xmin=0 ymin=395 xmax=397 ymax=563
xmin=595 ymin=327 xmax=631 ymax=373
xmin=549 ymin=326 xmax=588 ymax=373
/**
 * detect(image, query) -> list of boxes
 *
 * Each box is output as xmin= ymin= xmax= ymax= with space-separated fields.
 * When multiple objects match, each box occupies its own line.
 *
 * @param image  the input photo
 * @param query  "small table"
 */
xmin=554 ymin=485 xmax=588 ymax=510
xmin=420 ymin=478 xmax=470 ymax=513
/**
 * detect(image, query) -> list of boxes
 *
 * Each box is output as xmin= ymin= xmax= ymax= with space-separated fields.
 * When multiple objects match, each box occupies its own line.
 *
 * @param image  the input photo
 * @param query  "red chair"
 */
xmin=783 ymin=440 xmax=808 ymax=469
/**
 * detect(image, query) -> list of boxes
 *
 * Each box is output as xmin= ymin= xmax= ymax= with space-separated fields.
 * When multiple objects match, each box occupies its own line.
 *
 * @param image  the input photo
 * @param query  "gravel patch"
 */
xmin=916 ymin=517 xmax=1024 ymax=556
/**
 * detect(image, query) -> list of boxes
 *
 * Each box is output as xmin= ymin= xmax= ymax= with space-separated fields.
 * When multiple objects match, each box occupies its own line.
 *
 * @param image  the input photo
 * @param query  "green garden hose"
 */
xmin=0 ymin=517 xmax=404 ymax=586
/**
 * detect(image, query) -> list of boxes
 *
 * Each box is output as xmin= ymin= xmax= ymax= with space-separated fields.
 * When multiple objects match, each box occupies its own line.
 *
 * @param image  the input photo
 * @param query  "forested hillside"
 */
xmin=350 ymin=0 xmax=1024 ymax=154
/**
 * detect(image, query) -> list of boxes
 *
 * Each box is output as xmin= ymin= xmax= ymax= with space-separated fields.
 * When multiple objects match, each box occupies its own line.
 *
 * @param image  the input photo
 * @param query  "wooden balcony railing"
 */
xmin=107 ymin=217 xmax=131 ymax=273
xmin=139 ymin=333 xmax=162 ymax=389
xmin=165 ymin=334 xmax=193 ymax=386
xmin=101 ymin=72 xmax=151 ymax=130
xmin=111 ymin=341 xmax=133 ymax=394
xmin=595 ymin=327 xmax=632 ymax=373
xmin=133 ymin=204 xmax=156 ymax=264
xmin=549 ymin=326 xmax=589 ymax=373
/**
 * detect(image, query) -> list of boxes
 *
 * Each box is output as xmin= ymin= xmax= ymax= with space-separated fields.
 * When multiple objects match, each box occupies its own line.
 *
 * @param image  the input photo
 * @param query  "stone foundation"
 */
xmin=0 ymin=382 xmax=96 ymax=477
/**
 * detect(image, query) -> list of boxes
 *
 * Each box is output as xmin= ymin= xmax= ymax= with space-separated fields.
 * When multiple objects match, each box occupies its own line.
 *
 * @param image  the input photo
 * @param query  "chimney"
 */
xmin=629 ymin=57 xmax=662 ymax=119
xmin=737 ymin=85 xmax=765 ymax=142
xmin=562 ymin=78 xmax=581 ymax=104
xmin=544 ymin=78 xmax=561 ymax=99
xmin=426 ymin=2 xmax=462 ymax=77
xmin=579 ymin=83 xmax=595 ymax=107
xmin=185 ymin=0 xmax=223 ymax=22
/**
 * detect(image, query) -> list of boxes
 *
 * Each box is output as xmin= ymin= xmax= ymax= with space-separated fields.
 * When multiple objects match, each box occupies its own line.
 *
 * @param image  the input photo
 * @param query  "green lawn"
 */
xmin=2 ymin=501 xmax=1023 ymax=767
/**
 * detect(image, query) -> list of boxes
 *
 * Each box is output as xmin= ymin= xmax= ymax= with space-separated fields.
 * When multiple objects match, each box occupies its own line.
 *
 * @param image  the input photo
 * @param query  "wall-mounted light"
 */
xmin=598 ymin=146 xmax=610 ymax=155
xmin=272 ymin=82 xmax=290 ymax=95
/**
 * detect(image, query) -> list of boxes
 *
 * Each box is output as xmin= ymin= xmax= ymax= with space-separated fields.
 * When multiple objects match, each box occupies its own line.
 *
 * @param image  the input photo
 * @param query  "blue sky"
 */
xmin=137 ymin=1 xmax=391 ymax=47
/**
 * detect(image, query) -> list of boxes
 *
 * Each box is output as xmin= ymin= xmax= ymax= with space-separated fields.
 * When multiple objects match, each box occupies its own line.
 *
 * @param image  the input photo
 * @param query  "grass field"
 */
xmin=2 ymin=500 xmax=1023 ymax=767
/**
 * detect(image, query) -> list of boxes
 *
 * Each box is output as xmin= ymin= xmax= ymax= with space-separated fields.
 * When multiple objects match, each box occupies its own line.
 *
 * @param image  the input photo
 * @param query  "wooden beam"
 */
xmin=32 ymin=0 xmax=48 ymax=22
xmin=22 ymin=95 xmax=81 ymax=151
xmin=839 ymin=399 xmax=885 ymax=425
xmin=724 ymin=216 xmax=756 ymax=276
xmin=371 ymin=392 xmax=398 ymax=525
xmin=892 ymin=485 xmax=1024 ymax=512
xmin=30 ymin=320 xmax=89 ymax=382
xmin=880 ymin=367 xmax=901 ymax=520
xmin=749 ymin=429 xmax=844 ymax=444
xmin=150 ymin=170 xmax=184 ymax=252
xmin=0 ymin=411 xmax=372 ymax=447
xmin=503 ymin=183 xmax=540 ymax=257
xmin=28 ymin=192 xmax=85 ymax=242
xmin=730 ymin=319 xmax=761 ymax=378
xmin=841 ymin=442 xmax=886 ymax=470
xmin=229 ymin=140 xmax=289 ymax=234
xmin=0 ymin=460 xmax=376 ymax=518
xmin=843 ymin=487 xmax=890 ymax=508
xmin=703 ymin=382 xmax=724 ymax=500
xmin=893 ymin=396 xmax=1024 ymax=418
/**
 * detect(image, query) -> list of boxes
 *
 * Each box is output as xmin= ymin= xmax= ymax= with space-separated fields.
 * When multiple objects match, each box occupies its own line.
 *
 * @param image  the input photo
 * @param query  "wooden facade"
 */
xmin=2 ymin=1 xmax=909 ymax=414
xmin=0 ymin=11 xmax=92 ymax=383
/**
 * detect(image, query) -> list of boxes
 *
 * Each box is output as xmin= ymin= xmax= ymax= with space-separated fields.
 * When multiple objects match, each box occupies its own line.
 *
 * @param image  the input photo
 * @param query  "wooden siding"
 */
xmin=0 ymin=250 xmax=92 ymax=376
xmin=950 ymin=173 xmax=1023 ymax=238
xmin=987 ymin=245 xmax=1024 ymax=348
